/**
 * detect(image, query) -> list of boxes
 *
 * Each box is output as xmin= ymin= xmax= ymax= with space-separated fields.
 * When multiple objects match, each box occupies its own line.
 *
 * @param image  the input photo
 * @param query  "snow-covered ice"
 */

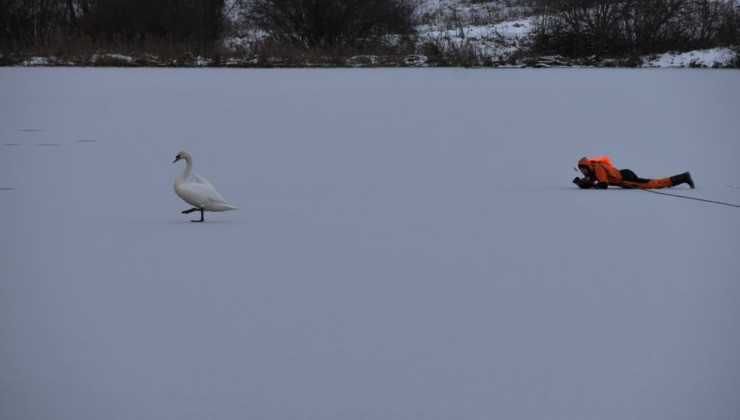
xmin=1 ymin=68 xmax=739 ymax=420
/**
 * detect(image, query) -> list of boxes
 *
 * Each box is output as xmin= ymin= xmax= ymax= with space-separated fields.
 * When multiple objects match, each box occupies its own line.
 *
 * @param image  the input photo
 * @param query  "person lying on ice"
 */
xmin=572 ymin=156 xmax=694 ymax=189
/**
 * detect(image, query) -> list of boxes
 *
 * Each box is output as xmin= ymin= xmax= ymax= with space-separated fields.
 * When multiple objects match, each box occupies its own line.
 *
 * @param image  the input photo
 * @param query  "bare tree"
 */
xmin=1 ymin=0 xmax=226 ymax=50
xmin=249 ymin=0 xmax=415 ymax=48
xmin=530 ymin=0 xmax=740 ymax=57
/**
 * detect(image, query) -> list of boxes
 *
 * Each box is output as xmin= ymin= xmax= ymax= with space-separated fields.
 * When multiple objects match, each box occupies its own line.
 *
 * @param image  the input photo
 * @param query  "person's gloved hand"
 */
xmin=573 ymin=177 xmax=590 ymax=189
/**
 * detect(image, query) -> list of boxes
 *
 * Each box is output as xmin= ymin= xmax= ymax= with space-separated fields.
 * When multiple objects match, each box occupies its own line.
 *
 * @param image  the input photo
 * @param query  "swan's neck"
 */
xmin=175 ymin=156 xmax=192 ymax=187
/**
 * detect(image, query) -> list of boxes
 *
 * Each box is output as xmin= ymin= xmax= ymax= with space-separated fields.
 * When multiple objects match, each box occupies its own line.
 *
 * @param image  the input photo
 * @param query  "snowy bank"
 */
xmin=643 ymin=48 xmax=740 ymax=68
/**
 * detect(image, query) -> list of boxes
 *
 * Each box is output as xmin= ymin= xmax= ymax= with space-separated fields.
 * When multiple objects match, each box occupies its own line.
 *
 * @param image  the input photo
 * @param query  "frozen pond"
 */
xmin=1 ymin=68 xmax=739 ymax=420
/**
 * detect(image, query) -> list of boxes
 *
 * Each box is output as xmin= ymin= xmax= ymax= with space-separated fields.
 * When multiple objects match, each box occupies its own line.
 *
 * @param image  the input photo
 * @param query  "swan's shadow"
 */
xmin=148 ymin=219 xmax=239 ymax=225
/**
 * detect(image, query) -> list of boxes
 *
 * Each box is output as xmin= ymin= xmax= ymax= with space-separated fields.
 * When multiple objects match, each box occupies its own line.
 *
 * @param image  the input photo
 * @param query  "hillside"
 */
xmin=3 ymin=0 xmax=739 ymax=67
xmin=410 ymin=0 xmax=739 ymax=67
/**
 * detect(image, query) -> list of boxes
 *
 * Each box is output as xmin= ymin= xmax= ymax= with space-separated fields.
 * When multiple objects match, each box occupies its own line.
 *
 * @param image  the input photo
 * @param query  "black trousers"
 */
xmin=619 ymin=169 xmax=650 ymax=183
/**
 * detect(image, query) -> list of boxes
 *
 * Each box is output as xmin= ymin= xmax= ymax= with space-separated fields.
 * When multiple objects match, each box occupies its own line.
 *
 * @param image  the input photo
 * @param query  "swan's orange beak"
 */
xmin=173 ymin=155 xmax=181 ymax=163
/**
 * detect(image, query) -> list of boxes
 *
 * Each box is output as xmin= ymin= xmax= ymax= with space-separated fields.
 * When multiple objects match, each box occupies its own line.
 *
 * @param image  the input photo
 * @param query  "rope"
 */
xmin=633 ymin=187 xmax=740 ymax=209
xmin=572 ymin=167 xmax=740 ymax=209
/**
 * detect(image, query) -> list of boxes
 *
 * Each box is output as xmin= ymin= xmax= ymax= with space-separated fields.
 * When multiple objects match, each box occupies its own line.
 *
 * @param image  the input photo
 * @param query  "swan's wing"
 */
xmin=193 ymin=173 xmax=214 ymax=187
xmin=178 ymin=181 xmax=236 ymax=211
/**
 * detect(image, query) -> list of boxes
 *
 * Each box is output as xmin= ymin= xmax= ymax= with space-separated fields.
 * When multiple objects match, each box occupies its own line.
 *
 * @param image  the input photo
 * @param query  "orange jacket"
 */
xmin=578 ymin=156 xmax=622 ymax=186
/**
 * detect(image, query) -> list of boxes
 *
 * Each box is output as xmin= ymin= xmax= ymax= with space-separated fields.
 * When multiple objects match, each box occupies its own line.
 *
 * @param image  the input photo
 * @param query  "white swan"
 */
xmin=173 ymin=151 xmax=236 ymax=222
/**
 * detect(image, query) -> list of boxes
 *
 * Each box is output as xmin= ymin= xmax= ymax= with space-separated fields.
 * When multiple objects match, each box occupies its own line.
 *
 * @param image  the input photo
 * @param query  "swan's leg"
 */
xmin=182 ymin=207 xmax=198 ymax=214
xmin=191 ymin=209 xmax=204 ymax=223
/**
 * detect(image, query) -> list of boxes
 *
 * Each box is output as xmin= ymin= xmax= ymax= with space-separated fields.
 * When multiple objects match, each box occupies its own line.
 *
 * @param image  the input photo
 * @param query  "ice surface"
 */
xmin=1 ymin=68 xmax=740 ymax=420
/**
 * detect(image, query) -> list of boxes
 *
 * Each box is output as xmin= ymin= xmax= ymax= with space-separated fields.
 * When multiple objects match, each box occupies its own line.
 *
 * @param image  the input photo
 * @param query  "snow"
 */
xmin=1 ymin=67 xmax=740 ymax=420
xmin=414 ymin=1 xmax=737 ymax=67
xmin=416 ymin=18 xmax=532 ymax=61
xmin=90 ymin=53 xmax=136 ymax=65
xmin=20 ymin=56 xmax=55 ymax=66
xmin=643 ymin=48 xmax=739 ymax=68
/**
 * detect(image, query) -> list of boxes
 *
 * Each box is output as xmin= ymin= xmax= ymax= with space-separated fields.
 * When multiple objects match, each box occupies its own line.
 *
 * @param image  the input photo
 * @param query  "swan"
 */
xmin=173 ymin=151 xmax=236 ymax=222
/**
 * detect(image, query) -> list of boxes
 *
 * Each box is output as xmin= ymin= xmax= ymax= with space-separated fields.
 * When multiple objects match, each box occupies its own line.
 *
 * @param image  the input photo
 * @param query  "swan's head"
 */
xmin=173 ymin=151 xmax=190 ymax=164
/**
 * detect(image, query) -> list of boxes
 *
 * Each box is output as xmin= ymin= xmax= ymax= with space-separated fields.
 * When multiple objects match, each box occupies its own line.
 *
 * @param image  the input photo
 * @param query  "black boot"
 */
xmin=670 ymin=172 xmax=695 ymax=189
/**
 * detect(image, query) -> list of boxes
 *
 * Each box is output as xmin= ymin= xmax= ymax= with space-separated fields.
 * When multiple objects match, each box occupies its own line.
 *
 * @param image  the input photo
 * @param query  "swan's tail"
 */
xmin=210 ymin=202 xmax=237 ymax=212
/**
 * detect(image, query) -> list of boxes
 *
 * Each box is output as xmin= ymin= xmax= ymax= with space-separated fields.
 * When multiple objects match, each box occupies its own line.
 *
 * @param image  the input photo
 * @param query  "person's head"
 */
xmin=577 ymin=157 xmax=592 ymax=176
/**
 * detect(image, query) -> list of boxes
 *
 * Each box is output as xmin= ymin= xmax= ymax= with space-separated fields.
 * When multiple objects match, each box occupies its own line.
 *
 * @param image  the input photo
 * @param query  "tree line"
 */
xmin=0 ymin=0 xmax=415 ymax=51
xmin=1 ymin=0 xmax=738 ymax=62
xmin=529 ymin=0 xmax=740 ymax=57
xmin=0 ymin=0 xmax=225 ymax=50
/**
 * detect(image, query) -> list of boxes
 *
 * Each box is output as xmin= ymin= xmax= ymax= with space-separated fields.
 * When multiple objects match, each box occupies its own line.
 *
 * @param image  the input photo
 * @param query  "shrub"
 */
xmin=529 ymin=0 xmax=740 ymax=57
xmin=249 ymin=0 xmax=415 ymax=49
xmin=0 ymin=0 xmax=225 ymax=52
